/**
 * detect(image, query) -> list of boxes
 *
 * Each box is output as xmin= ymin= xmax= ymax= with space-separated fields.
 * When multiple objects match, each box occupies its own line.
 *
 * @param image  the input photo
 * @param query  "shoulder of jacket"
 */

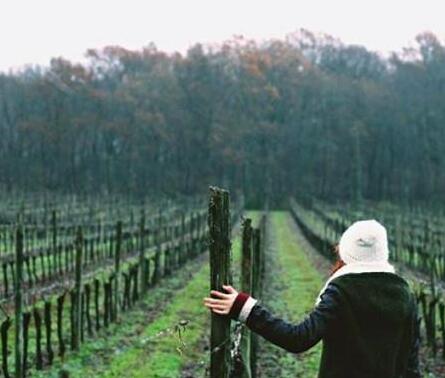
xmin=318 ymin=282 xmax=345 ymax=305
xmin=329 ymin=272 xmax=409 ymax=286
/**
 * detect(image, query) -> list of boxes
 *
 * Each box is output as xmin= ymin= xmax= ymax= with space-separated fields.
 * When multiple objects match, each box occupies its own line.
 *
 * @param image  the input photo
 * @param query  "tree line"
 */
xmin=0 ymin=29 xmax=444 ymax=207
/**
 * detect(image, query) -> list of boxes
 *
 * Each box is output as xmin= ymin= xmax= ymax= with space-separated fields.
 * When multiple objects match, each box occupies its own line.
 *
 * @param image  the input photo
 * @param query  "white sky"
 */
xmin=1 ymin=0 xmax=444 ymax=72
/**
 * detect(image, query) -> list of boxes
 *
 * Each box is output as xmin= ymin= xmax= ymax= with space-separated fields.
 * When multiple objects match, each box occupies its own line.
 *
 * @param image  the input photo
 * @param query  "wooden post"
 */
xmin=2 ymin=318 xmax=12 ymax=378
xmin=251 ymin=229 xmax=261 ymax=298
xmin=181 ymin=211 xmax=186 ymax=260
xmin=113 ymin=221 xmax=122 ymax=321
xmin=15 ymin=225 xmax=24 ymax=378
xmin=139 ymin=210 xmax=146 ymax=295
xmin=44 ymin=301 xmax=54 ymax=365
xmin=240 ymin=218 xmax=253 ymax=378
xmin=153 ymin=217 xmax=161 ymax=284
xmin=72 ymin=227 xmax=83 ymax=351
xmin=208 ymin=186 xmax=232 ymax=378
xmin=259 ymin=215 xmax=267 ymax=297
xmin=241 ymin=218 xmax=253 ymax=293
xmin=52 ymin=210 xmax=57 ymax=275
xmin=22 ymin=312 xmax=31 ymax=375
xmin=250 ymin=227 xmax=261 ymax=378
xmin=57 ymin=294 xmax=65 ymax=358
xmin=34 ymin=309 xmax=43 ymax=370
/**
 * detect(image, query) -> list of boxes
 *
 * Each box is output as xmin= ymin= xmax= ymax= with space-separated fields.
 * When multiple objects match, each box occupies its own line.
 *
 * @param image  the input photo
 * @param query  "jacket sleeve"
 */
xmin=230 ymin=284 xmax=342 ymax=354
xmin=405 ymin=301 xmax=421 ymax=378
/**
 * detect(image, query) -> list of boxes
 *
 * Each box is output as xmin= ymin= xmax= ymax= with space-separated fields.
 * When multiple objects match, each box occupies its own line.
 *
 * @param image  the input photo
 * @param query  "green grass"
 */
xmin=94 ymin=227 xmax=244 ymax=377
xmin=28 ymin=251 xmax=208 ymax=378
xmin=97 ymin=262 xmax=212 ymax=378
xmin=262 ymin=211 xmax=324 ymax=377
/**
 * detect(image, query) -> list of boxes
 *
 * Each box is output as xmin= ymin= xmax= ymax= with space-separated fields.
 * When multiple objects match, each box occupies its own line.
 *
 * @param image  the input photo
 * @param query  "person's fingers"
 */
xmin=205 ymin=303 xmax=229 ymax=310
xmin=212 ymin=308 xmax=229 ymax=315
xmin=203 ymin=297 xmax=218 ymax=303
xmin=204 ymin=302 xmax=228 ymax=311
xmin=210 ymin=290 xmax=230 ymax=299
xmin=204 ymin=297 xmax=228 ymax=304
xmin=222 ymin=285 xmax=236 ymax=294
xmin=203 ymin=298 xmax=231 ymax=309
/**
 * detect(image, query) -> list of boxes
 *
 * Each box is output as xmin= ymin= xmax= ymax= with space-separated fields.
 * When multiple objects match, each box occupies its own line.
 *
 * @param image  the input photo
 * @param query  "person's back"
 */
xmin=319 ymin=272 xmax=418 ymax=378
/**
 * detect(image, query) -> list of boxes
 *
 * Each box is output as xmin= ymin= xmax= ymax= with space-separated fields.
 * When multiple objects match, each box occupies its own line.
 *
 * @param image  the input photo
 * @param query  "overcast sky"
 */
xmin=1 ymin=0 xmax=444 ymax=72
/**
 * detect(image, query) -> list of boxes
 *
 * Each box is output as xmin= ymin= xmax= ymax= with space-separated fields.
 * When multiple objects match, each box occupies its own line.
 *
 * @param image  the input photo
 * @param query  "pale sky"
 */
xmin=1 ymin=0 xmax=444 ymax=72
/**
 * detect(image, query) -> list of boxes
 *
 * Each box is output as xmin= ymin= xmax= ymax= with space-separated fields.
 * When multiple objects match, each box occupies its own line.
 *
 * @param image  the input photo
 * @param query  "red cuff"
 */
xmin=229 ymin=292 xmax=250 ymax=319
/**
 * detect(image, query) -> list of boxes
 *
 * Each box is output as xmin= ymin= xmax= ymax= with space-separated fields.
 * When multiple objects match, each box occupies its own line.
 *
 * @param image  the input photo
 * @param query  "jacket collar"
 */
xmin=315 ymin=261 xmax=396 ymax=306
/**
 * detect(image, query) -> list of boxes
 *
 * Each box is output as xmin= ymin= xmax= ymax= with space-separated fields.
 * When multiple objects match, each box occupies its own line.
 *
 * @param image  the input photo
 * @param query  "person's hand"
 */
xmin=203 ymin=285 xmax=238 ymax=315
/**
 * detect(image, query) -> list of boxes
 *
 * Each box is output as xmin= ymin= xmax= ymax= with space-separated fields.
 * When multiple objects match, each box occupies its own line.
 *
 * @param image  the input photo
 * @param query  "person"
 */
xmin=203 ymin=219 xmax=421 ymax=378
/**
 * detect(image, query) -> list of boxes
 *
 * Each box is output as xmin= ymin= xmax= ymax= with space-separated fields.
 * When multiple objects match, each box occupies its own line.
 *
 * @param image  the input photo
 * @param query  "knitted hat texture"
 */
xmin=338 ymin=219 xmax=389 ymax=264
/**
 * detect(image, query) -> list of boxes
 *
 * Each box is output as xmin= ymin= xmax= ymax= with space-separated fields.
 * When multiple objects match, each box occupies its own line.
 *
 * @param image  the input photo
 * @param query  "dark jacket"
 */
xmin=236 ymin=272 xmax=421 ymax=378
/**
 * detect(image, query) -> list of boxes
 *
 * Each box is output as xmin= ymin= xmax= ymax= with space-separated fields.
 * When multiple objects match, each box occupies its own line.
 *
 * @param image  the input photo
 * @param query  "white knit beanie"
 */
xmin=315 ymin=219 xmax=395 ymax=306
xmin=338 ymin=219 xmax=389 ymax=264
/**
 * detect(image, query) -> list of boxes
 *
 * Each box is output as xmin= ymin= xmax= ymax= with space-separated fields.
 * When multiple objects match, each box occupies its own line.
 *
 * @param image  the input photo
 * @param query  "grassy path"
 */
xmin=256 ymin=211 xmax=325 ymax=378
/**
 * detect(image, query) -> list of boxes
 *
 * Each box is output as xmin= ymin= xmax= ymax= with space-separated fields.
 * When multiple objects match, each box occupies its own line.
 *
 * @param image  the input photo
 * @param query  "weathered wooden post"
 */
xmin=208 ymin=186 xmax=232 ymax=378
xmin=113 ymin=221 xmax=122 ymax=321
xmin=240 ymin=218 xmax=253 ymax=378
xmin=250 ymin=227 xmax=261 ymax=378
xmin=72 ymin=227 xmax=83 ymax=351
xmin=181 ymin=211 xmax=186 ymax=260
xmin=2 ymin=317 xmax=12 ymax=378
xmin=57 ymin=294 xmax=65 ymax=358
xmin=251 ymin=229 xmax=261 ymax=299
xmin=439 ymin=302 xmax=445 ymax=360
xmin=139 ymin=210 xmax=146 ymax=295
xmin=44 ymin=301 xmax=54 ymax=364
xmin=52 ymin=210 xmax=57 ymax=274
xmin=153 ymin=214 xmax=161 ymax=284
xmin=34 ymin=309 xmax=43 ymax=369
xmin=259 ymin=215 xmax=267 ymax=297
xmin=15 ymin=224 xmax=24 ymax=378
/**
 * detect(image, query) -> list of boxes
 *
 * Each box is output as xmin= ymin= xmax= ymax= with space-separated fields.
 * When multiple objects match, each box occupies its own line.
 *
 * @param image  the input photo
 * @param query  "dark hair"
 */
xmin=330 ymin=244 xmax=346 ymax=275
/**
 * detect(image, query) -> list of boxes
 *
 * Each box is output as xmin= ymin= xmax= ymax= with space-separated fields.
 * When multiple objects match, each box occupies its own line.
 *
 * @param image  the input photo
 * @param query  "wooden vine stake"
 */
xmin=208 ymin=186 xmax=232 ymax=378
xmin=15 ymin=224 xmax=24 ymax=378
xmin=113 ymin=221 xmax=122 ymax=321
xmin=250 ymin=227 xmax=262 ymax=377
xmin=240 ymin=217 xmax=253 ymax=378
xmin=72 ymin=227 xmax=83 ymax=351
xmin=153 ymin=211 xmax=162 ymax=284
xmin=139 ymin=210 xmax=146 ymax=295
xmin=52 ymin=210 xmax=57 ymax=275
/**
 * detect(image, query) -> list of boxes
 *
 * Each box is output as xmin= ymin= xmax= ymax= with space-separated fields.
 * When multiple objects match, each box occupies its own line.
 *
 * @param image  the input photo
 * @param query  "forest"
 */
xmin=1 ymin=29 xmax=444 ymax=207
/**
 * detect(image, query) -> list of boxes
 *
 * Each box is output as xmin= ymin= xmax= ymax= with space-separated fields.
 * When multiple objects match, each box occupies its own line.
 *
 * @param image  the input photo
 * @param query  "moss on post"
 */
xmin=208 ymin=186 xmax=232 ymax=378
